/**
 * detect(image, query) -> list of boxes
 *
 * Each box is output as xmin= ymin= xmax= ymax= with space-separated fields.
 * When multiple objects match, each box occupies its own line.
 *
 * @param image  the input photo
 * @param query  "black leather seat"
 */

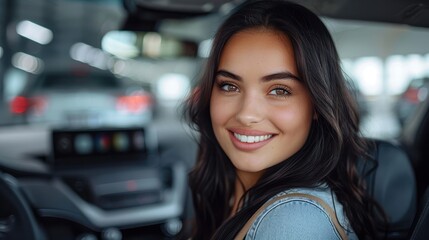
xmin=359 ymin=139 xmax=417 ymax=239
xmin=409 ymin=186 xmax=429 ymax=240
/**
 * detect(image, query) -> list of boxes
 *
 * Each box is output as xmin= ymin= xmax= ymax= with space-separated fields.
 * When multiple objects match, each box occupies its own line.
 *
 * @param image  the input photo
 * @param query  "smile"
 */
xmin=233 ymin=133 xmax=273 ymax=143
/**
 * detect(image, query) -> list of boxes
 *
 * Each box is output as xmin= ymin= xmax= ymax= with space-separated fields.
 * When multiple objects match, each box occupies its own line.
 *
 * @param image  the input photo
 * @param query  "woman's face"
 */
xmin=210 ymin=28 xmax=314 ymax=181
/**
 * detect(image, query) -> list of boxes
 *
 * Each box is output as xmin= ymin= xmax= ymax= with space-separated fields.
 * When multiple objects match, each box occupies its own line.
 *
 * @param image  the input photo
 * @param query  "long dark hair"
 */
xmin=185 ymin=1 xmax=385 ymax=239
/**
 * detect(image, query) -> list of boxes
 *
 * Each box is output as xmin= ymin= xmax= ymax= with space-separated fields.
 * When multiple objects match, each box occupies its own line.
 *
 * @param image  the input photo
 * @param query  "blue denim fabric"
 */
xmin=245 ymin=185 xmax=359 ymax=240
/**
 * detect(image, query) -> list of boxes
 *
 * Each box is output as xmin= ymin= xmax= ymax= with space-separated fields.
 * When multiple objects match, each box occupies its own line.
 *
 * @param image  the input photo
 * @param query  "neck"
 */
xmin=230 ymin=170 xmax=264 ymax=216
xmin=236 ymin=169 xmax=264 ymax=190
xmin=230 ymin=180 xmax=244 ymax=217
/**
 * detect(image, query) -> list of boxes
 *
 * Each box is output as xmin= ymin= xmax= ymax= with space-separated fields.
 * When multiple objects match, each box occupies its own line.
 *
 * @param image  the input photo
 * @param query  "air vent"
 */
xmin=96 ymin=190 xmax=163 ymax=209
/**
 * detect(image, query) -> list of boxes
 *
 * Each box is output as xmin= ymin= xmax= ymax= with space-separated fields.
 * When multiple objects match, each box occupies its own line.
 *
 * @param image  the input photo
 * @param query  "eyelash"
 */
xmin=216 ymin=80 xmax=292 ymax=98
xmin=217 ymin=80 xmax=239 ymax=93
xmin=268 ymin=85 xmax=292 ymax=97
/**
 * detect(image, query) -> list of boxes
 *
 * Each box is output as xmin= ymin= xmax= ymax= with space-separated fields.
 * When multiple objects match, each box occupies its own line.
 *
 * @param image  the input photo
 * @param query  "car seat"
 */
xmin=358 ymin=139 xmax=417 ymax=239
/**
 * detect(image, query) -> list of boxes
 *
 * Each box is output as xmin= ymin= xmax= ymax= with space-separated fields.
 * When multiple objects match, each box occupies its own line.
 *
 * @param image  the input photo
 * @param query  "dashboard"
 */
xmin=0 ymin=125 xmax=191 ymax=240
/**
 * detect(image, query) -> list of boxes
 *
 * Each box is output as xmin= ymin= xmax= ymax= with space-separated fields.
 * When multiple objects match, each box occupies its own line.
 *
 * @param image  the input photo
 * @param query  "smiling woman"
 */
xmin=210 ymin=29 xmax=314 ymax=188
xmin=184 ymin=0 xmax=386 ymax=239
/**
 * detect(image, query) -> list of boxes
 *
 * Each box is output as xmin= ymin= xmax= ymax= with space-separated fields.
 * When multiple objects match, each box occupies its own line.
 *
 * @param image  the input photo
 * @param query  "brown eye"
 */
xmin=220 ymin=83 xmax=239 ymax=92
xmin=269 ymin=88 xmax=290 ymax=96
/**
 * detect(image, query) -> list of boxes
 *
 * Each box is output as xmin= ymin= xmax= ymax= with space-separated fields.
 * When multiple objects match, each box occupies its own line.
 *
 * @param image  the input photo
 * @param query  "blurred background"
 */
xmin=0 ymin=0 xmax=428 ymax=139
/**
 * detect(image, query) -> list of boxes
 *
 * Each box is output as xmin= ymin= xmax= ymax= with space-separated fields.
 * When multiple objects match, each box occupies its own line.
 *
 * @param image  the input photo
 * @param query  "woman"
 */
xmin=184 ymin=0 xmax=385 ymax=239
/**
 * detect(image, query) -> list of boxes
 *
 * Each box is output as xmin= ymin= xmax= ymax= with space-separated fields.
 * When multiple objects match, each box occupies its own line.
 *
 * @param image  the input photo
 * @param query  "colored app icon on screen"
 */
xmin=96 ymin=133 xmax=111 ymax=152
xmin=113 ymin=133 xmax=129 ymax=152
xmin=75 ymin=134 xmax=93 ymax=154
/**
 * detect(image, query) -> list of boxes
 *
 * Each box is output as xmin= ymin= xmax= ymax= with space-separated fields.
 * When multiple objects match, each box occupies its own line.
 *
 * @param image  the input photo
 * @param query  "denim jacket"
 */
xmin=244 ymin=184 xmax=359 ymax=240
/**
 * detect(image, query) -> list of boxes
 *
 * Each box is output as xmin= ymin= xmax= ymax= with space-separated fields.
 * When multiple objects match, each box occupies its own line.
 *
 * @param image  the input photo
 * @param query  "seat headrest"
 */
xmin=358 ymin=139 xmax=417 ymax=232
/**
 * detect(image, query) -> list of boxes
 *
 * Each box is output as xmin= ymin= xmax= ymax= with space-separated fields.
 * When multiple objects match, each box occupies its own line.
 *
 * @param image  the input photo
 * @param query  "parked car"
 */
xmin=9 ymin=67 xmax=154 ymax=128
xmin=395 ymin=77 xmax=429 ymax=126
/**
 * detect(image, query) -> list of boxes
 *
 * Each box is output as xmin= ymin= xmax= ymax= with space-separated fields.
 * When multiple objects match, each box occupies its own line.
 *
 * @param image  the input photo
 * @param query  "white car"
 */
xmin=10 ymin=69 xmax=154 ymax=128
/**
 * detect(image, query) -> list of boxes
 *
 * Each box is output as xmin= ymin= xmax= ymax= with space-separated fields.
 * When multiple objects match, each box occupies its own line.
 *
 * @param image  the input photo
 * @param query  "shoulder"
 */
xmin=246 ymin=194 xmax=342 ymax=240
xmin=245 ymin=186 xmax=357 ymax=240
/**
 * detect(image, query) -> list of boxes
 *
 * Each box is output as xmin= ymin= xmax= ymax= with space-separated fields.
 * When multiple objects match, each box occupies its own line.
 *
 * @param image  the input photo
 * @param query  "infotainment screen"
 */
xmin=51 ymin=127 xmax=148 ymax=167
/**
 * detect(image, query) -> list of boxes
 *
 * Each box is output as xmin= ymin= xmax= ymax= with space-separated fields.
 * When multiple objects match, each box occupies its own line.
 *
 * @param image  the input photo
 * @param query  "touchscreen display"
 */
xmin=51 ymin=127 xmax=147 ymax=167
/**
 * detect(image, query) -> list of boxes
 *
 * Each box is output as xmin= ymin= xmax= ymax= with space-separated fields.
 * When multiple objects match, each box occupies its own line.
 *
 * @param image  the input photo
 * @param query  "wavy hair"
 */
xmin=184 ymin=1 xmax=386 ymax=239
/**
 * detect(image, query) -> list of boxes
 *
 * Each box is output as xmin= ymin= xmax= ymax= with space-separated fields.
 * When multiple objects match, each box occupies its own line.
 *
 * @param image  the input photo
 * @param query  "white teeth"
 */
xmin=234 ymin=133 xmax=272 ymax=143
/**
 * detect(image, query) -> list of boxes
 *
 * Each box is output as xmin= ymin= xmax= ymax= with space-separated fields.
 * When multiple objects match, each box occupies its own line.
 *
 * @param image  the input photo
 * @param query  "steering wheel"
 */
xmin=0 ymin=172 xmax=44 ymax=240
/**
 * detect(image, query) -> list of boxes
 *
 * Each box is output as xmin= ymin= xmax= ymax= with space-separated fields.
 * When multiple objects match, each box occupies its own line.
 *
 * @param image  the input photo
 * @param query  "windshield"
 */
xmin=1 ymin=0 xmax=429 ymax=140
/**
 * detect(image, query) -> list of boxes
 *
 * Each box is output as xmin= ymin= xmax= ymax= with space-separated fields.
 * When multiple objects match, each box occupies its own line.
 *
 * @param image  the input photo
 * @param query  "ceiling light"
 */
xmin=16 ymin=20 xmax=53 ymax=45
xmin=102 ymin=31 xmax=139 ymax=59
xmin=70 ymin=42 xmax=110 ymax=70
xmin=12 ymin=52 xmax=44 ymax=74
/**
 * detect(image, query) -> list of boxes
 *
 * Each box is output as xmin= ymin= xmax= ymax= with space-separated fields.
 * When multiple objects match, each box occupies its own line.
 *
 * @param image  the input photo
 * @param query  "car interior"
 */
xmin=1 ymin=0 xmax=429 ymax=239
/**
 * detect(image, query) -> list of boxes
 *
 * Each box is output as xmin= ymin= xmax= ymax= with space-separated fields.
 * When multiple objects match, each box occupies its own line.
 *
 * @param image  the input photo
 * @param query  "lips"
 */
xmin=228 ymin=129 xmax=275 ymax=151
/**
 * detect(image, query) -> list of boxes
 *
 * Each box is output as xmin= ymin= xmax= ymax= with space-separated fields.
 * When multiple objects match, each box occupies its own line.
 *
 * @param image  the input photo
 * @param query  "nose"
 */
xmin=235 ymin=93 xmax=264 ymax=126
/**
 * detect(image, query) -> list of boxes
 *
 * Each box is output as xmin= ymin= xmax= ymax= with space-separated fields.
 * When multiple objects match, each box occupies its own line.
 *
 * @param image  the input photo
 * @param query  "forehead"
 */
xmin=218 ymin=28 xmax=298 ymax=76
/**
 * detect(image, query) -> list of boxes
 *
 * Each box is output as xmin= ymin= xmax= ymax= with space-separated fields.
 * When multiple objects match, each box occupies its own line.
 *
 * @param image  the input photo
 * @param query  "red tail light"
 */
xmin=116 ymin=93 xmax=152 ymax=114
xmin=10 ymin=96 xmax=29 ymax=114
xmin=10 ymin=96 xmax=47 ymax=115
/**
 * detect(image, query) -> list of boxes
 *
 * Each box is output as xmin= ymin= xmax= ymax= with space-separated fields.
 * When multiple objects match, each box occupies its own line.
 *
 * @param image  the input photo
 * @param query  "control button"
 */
xmin=163 ymin=218 xmax=183 ymax=236
xmin=101 ymin=228 xmax=122 ymax=240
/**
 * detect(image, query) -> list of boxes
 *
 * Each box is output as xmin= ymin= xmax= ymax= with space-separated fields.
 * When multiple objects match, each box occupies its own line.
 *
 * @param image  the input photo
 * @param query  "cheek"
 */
xmin=210 ymin=95 xmax=221 ymax=127
xmin=210 ymin=93 xmax=231 ymax=128
xmin=273 ymin=103 xmax=314 ymax=134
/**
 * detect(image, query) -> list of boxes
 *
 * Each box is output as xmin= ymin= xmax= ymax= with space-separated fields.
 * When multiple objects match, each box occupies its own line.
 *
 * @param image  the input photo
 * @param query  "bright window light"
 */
xmin=157 ymin=73 xmax=190 ymax=101
xmin=352 ymin=57 xmax=383 ymax=96
xmin=387 ymin=54 xmax=428 ymax=95
xmin=16 ymin=20 xmax=53 ymax=45
xmin=406 ymin=54 xmax=426 ymax=79
xmin=386 ymin=55 xmax=408 ymax=95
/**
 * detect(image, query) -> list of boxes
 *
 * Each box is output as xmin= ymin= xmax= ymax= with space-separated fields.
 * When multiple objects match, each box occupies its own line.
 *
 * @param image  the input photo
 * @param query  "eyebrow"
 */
xmin=216 ymin=70 xmax=300 ymax=82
